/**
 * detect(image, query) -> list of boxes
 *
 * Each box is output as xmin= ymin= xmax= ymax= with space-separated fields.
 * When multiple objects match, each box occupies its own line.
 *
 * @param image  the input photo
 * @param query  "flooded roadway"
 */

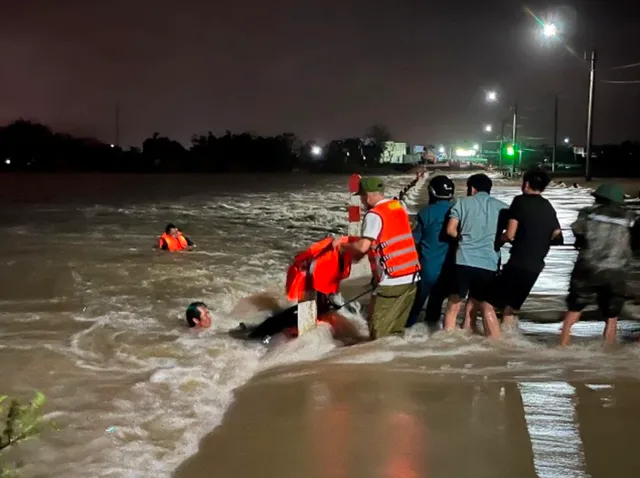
xmin=1 ymin=173 xmax=639 ymax=478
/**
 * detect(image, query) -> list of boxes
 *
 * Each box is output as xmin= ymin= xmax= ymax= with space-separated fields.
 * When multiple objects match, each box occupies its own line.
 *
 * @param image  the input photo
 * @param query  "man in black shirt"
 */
xmin=481 ymin=169 xmax=563 ymax=330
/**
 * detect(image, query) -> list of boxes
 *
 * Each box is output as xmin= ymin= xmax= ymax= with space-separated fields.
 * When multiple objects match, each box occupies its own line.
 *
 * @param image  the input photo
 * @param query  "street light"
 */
xmin=564 ymin=137 xmax=570 ymax=144
xmin=542 ymin=23 xmax=558 ymax=38
xmin=536 ymin=16 xmax=595 ymax=181
xmin=484 ymin=124 xmax=493 ymax=133
xmin=311 ymin=145 xmax=322 ymax=156
xmin=481 ymin=88 xmax=518 ymax=173
xmin=438 ymin=146 xmax=445 ymax=153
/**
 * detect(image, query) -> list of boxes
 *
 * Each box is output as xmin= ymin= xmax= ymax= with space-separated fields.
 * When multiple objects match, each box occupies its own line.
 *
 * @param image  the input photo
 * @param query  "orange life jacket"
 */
xmin=366 ymin=200 xmax=420 ymax=281
xmin=159 ymin=232 xmax=189 ymax=251
xmin=285 ymin=236 xmax=353 ymax=302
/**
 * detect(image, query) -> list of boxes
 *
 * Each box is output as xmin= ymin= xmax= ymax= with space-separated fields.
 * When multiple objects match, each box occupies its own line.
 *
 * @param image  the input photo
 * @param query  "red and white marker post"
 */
xmin=346 ymin=173 xmax=372 ymax=278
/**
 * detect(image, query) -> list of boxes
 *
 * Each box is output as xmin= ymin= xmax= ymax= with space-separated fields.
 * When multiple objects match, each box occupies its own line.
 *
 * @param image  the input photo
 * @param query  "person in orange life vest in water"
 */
xmin=335 ymin=177 xmax=420 ymax=339
xmin=158 ymin=223 xmax=195 ymax=251
xmin=185 ymin=302 xmax=212 ymax=328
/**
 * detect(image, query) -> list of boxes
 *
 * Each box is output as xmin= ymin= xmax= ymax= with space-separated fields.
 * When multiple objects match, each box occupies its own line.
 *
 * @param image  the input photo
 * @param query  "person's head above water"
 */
xmin=466 ymin=173 xmax=492 ymax=196
xmin=165 ymin=223 xmax=180 ymax=237
xmin=186 ymin=301 xmax=212 ymax=328
xmin=356 ymin=177 xmax=385 ymax=209
xmin=521 ymin=169 xmax=551 ymax=194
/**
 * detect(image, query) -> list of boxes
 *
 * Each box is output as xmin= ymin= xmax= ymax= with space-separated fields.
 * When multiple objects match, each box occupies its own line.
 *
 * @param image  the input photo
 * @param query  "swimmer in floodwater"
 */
xmin=158 ymin=223 xmax=195 ymax=252
xmin=185 ymin=301 xmax=212 ymax=328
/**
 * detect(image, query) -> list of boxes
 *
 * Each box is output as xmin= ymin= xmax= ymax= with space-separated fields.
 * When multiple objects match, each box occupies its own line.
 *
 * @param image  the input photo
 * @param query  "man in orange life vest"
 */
xmin=158 ymin=223 xmax=195 ymax=251
xmin=336 ymin=177 xmax=420 ymax=339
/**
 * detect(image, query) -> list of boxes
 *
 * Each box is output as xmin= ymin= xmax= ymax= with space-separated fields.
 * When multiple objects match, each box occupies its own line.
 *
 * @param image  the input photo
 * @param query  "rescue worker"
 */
xmin=158 ymin=223 xmax=195 ymax=251
xmin=406 ymin=175 xmax=455 ymax=327
xmin=185 ymin=301 xmax=212 ymax=328
xmin=337 ymin=177 xmax=420 ymax=339
xmin=559 ymin=183 xmax=636 ymax=346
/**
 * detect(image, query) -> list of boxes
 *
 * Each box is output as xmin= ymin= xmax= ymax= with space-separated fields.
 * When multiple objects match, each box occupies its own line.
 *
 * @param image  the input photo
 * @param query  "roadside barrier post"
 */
xmin=297 ymin=289 xmax=318 ymax=336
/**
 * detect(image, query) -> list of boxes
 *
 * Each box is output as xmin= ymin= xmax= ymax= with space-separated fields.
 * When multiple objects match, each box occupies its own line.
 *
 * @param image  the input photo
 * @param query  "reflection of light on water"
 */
xmin=518 ymin=382 xmax=590 ymax=478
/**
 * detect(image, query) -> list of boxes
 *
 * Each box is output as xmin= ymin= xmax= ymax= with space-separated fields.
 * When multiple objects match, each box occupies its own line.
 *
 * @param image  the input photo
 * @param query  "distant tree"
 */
xmin=142 ymin=132 xmax=187 ymax=171
xmin=363 ymin=124 xmax=392 ymax=164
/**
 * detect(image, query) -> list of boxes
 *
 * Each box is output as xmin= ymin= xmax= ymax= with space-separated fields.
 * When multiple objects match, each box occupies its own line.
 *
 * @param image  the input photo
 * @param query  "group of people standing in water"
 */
xmin=404 ymin=171 xmax=638 ymax=344
xmin=162 ymin=170 xmax=639 ymax=346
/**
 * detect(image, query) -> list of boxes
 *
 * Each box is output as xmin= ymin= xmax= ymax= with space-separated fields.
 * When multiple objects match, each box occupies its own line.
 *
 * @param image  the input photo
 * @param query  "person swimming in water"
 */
xmin=185 ymin=301 xmax=212 ymax=328
xmin=158 ymin=223 xmax=195 ymax=251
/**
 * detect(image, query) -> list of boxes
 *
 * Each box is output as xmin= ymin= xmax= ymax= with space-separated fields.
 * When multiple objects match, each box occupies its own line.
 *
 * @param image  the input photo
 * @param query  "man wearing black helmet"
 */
xmin=406 ymin=175 xmax=456 ymax=327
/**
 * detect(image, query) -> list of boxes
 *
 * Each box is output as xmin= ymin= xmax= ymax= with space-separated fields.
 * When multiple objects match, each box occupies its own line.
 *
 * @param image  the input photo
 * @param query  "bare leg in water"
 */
xmin=443 ymin=295 xmax=463 ymax=331
xmin=478 ymin=301 xmax=501 ymax=338
xmin=461 ymin=300 xmax=481 ymax=334
xmin=502 ymin=306 xmax=518 ymax=329
xmin=560 ymin=311 xmax=619 ymax=346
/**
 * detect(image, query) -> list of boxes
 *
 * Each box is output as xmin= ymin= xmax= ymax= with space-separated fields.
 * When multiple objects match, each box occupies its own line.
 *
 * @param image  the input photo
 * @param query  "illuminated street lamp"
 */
xmin=486 ymin=90 xmax=498 ymax=103
xmin=484 ymin=124 xmax=493 ymax=133
xmin=542 ymin=22 xmax=558 ymax=38
xmin=311 ymin=145 xmax=322 ymax=156
xmin=438 ymin=146 xmax=445 ymax=154
xmin=564 ymin=137 xmax=570 ymax=144
xmin=536 ymin=15 xmax=596 ymax=181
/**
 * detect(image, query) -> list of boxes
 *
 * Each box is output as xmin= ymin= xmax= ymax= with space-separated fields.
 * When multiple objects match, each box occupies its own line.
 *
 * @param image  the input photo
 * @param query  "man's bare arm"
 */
xmin=446 ymin=217 xmax=460 ymax=239
xmin=339 ymin=237 xmax=372 ymax=261
xmin=501 ymin=218 xmax=518 ymax=244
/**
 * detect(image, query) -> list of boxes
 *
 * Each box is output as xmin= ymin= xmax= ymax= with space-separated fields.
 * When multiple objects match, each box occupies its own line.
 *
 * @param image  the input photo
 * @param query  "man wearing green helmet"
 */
xmin=560 ymin=183 xmax=636 ymax=346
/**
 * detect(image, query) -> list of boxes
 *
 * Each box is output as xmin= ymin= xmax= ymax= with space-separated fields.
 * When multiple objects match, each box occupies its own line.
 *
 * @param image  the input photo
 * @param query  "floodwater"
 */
xmin=1 ymin=173 xmax=639 ymax=478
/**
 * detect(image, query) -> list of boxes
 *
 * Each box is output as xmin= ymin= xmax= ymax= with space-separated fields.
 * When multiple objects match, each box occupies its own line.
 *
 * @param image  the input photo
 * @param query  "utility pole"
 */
xmin=585 ymin=49 xmax=596 ymax=182
xmin=511 ymin=104 xmax=518 ymax=175
xmin=498 ymin=118 xmax=507 ymax=168
xmin=552 ymin=94 xmax=558 ymax=173
xmin=115 ymin=103 xmax=120 ymax=148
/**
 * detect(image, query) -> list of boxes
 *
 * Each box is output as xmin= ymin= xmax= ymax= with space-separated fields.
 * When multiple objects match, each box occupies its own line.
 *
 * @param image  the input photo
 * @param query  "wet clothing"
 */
xmin=506 ymin=194 xmax=561 ymax=273
xmin=159 ymin=235 xmax=193 ymax=251
xmin=450 ymin=192 xmax=508 ymax=271
xmin=406 ymin=200 xmax=452 ymax=326
xmin=369 ymin=283 xmax=417 ymax=339
xmin=566 ymin=267 xmax=626 ymax=318
xmin=485 ymin=264 xmax=541 ymax=311
xmin=571 ymin=203 xmax=634 ymax=274
xmin=566 ymin=202 xmax=635 ymax=318
xmin=484 ymin=194 xmax=560 ymax=311
xmin=243 ymin=293 xmax=334 ymax=340
xmin=453 ymin=264 xmax=496 ymax=302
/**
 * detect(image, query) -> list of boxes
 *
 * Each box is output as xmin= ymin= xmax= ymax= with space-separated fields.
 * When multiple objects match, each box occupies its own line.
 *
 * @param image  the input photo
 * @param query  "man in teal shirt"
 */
xmin=442 ymin=173 xmax=508 ymax=337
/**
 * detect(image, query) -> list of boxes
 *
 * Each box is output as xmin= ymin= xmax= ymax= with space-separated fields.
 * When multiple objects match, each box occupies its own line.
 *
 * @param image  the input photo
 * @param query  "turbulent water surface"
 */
xmin=1 ymin=173 xmax=639 ymax=478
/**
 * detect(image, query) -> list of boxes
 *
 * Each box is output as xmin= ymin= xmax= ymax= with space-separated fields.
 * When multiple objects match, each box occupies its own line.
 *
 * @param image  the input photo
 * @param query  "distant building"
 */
xmin=380 ymin=141 xmax=408 ymax=163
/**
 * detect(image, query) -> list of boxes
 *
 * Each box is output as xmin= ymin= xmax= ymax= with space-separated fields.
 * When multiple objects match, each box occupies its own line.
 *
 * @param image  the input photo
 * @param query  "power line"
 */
xmin=601 ymin=79 xmax=640 ymax=84
xmin=608 ymin=61 xmax=640 ymax=70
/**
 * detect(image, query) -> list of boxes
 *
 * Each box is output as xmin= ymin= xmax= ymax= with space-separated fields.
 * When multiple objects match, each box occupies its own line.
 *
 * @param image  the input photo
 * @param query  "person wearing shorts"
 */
xmin=559 ymin=183 xmax=636 ymax=346
xmin=442 ymin=173 xmax=508 ymax=337
xmin=482 ymin=169 xmax=563 ymax=330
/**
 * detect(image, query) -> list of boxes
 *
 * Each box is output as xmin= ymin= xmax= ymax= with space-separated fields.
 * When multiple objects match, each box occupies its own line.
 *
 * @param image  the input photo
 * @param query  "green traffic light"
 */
xmin=506 ymin=145 xmax=515 ymax=156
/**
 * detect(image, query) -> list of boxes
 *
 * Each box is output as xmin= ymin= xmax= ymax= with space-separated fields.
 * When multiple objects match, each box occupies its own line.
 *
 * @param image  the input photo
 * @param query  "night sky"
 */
xmin=2 ymin=1 xmax=639 ymax=147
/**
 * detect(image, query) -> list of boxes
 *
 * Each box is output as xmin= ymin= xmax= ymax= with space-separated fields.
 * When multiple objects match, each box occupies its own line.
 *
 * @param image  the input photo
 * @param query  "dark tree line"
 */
xmin=0 ymin=120 xmax=396 ymax=173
